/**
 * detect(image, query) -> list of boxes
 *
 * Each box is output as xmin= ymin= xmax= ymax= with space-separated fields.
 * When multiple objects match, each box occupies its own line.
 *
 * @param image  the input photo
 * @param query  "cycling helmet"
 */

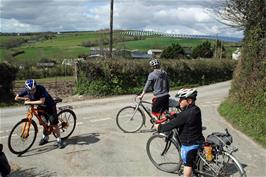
xmin=25 ymin=79 xmax=36 ymax=91
xmin=149 ymin=59 xmax=160 ymax=68
xmin=175 ymin=88 xmax=197 ymax=100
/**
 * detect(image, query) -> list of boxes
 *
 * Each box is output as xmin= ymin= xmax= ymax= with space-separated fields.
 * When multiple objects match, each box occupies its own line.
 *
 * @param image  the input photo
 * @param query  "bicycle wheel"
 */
xmin=54 ymin=109 xmax=76 ymax=140
xmin=218 ymin=152 xmax=246 ymax=177
xmin=8 ymin=119 xmax=38 ymax=155
xmin=146 ymin=133 xmax=182 ymax=173
xmin=116 ymin=106 xmax=145 ymax=133
xmin=197 ymin=151 xmax=246 ymax=177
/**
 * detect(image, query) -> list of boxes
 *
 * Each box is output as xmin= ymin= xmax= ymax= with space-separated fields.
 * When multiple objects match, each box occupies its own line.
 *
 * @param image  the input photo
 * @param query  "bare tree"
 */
xmin=216 ymin=0 xmax=265 ymax=31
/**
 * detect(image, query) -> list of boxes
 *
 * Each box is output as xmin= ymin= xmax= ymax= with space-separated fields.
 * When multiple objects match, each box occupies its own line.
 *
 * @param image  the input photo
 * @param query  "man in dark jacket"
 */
xmin=155 ymin=88 xmax=204 ymax=177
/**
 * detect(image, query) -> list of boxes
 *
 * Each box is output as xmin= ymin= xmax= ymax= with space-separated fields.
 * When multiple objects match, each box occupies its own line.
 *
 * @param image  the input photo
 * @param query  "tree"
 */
xmin=217 ymin=0 xmax=265 ymax=144
xmin=160 ymin=43 xmax=185 ymax=59
xmin=192 ymin=41 xmax=213 ymax=58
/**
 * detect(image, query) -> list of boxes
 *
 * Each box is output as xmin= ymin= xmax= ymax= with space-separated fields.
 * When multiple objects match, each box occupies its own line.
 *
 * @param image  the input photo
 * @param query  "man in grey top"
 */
xmin=138 ymin=59 xmax=170 ymax=118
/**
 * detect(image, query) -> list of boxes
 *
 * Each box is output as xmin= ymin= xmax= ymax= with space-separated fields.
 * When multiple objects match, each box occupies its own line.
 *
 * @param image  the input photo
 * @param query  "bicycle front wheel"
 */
xmin=54 ymin=109 xmax=76 ymax=140
xmin=146 ymin=133 xmax=182 ymax=173
xmin=116 ymin=106 xmax=145 ymax=133
xmin=8 ymin=119 xmax=38 ymax=155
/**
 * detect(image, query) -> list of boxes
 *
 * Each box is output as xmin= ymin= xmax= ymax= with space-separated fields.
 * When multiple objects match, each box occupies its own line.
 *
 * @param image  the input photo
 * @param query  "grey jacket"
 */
xmin=143 ymin=69 xmax=169 ymax=97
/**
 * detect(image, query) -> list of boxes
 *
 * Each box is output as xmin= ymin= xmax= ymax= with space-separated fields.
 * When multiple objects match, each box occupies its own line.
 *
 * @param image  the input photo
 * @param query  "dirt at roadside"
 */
xmin=13 ymin=80 xmax=78 ymax=103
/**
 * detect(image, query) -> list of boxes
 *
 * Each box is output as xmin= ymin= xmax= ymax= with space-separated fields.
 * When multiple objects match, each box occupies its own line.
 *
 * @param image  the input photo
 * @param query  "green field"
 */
xmin=0 ymin=31 xmax=240 ymax=64
xmin=115 ymin=37 xmax=206 ymax=51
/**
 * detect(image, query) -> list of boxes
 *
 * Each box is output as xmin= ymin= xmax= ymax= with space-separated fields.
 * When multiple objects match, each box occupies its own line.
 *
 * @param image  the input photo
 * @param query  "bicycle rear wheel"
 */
xmin=146 ymin=133 xmax=182 ymax=173
xmin=116 ymin=106 xmax=145 ymax=133
xmin=197 ymin=151 xmax=246 ymax=177
xmin=54 ymin=109 xmax=76 ymax=140
xmin=8 ymin=119 xmax=37 ymax=155
xmin=218 ymin=152 xmax=246 ymax=177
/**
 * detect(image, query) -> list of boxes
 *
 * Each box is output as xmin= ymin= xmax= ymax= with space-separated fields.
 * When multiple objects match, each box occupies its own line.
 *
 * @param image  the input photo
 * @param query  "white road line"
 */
xmin=0 ymin=130 xmax=10 ymax=134
xmin=0 ymin=135 xmax=8 ymax=139
xmin=76 ymin=122 xmax=83 ymax=125
xmin=89 ymin=117 xmax=111 ymax=123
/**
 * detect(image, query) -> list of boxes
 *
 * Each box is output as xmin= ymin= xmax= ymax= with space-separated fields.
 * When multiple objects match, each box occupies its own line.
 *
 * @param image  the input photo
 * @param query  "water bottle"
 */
xmin=204 ymin=143 xmax=213 ymax=161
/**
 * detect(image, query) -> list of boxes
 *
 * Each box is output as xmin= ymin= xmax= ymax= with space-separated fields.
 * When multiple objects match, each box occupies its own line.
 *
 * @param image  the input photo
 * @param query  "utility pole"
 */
xmin=109 ymin=0 xmax=114 ymax=59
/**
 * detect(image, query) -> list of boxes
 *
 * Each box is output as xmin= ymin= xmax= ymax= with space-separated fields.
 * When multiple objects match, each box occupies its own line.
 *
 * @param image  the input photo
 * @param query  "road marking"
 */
xmin=0 ymin=135 xmax=8 ymax=139
xmin=0 ymin=130 xmax=10 ymax=134
xmin=76 ymin=122 xmax=83 ymax=125
xmin=89 ymin=117 xmax=111 ymax=122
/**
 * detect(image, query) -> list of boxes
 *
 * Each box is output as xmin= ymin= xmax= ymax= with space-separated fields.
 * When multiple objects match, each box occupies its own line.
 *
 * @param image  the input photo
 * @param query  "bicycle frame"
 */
xmin=133 ymin=97 xmax=166 ymax=126
xmin=22 ymin=105 xmax=52 ymax=138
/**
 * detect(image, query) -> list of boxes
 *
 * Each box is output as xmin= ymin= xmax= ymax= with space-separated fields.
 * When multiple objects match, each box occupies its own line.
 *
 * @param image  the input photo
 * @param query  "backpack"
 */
xmin=206 ymin=132 xmax=233 ymax=147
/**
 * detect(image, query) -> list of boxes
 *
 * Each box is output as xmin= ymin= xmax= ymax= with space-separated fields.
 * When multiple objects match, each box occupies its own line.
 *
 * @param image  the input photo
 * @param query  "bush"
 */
xmin=76 ymin=59 xmax=236 ymax=96
xmin=0 ymin=62 xmax=18 ymax=104
xmin=192 ymin=41 xmax=213 ymax=58
xmin=160 ymin=43 xmax=185 ymax=59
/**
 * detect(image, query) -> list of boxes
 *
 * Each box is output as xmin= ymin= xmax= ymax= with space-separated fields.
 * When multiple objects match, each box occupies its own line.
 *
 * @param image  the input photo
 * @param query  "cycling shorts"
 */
xmin=152 ymin=95 xmax=169 ymax=116
xmin=38 ymin=105 xmax=58 ymax=125
xmin=181 ymin=144 xmax=200 ymax=167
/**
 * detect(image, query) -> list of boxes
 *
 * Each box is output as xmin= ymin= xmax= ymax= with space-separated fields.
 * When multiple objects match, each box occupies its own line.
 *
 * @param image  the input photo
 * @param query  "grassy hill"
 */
xmin=0 ymin=31 xmax=241 ymax=64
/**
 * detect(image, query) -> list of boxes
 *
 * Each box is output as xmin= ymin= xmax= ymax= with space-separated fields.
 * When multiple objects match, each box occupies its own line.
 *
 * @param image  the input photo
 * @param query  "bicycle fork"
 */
xmin=21 ymin=120 xmax=32 ymax=139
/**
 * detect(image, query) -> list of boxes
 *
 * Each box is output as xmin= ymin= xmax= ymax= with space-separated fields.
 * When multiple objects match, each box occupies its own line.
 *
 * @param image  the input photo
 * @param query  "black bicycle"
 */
xmin=116 ymin=95 xmax=179 ymax=133
xmin=146 ymin=128 xmax=246 ymax=176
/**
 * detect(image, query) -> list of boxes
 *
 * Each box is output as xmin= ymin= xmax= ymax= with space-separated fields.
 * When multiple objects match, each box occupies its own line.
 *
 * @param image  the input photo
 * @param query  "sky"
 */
xmin=0 ymin=0 xmax=243 ymax=37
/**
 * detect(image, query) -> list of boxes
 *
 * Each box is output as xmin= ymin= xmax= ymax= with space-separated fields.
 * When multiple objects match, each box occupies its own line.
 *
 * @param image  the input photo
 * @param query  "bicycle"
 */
xmin=8 ymin=97 xmax=77 ymax=155
xmin=116 ymin=95 xmax=179 ymax=133
xmin=146 ymin=125 xmax=246 ymax=177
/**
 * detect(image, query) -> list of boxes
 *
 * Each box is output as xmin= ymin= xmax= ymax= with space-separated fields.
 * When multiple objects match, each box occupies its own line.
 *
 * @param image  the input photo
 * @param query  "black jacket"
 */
xmin=158 ymin=104 xmax=205 ymax=145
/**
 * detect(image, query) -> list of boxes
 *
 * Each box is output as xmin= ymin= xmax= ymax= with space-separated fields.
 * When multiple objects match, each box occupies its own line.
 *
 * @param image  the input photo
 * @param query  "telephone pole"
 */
xmin=109 ymin=0 xmax=114 ymax=59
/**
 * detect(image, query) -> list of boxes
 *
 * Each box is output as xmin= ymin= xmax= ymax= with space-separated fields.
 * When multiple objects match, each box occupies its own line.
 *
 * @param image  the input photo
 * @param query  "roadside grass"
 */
xmin=219 ymin=99 xmax=266 ymax=148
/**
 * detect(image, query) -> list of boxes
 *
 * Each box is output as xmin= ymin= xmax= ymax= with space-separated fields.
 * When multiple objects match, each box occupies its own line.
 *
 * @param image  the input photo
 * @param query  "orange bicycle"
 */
xmin=8 ymin=97 xmax=76 ymax=155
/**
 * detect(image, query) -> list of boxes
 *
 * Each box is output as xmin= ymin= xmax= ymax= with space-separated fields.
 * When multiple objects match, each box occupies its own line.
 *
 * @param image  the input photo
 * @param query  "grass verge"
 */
xmin=219 ymin=99 xmax=266 ymax=148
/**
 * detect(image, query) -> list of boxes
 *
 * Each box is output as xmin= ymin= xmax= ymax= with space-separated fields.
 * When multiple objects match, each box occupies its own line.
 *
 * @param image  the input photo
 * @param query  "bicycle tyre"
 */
xmin=116 ymin=106 xmax=145 ymax=133
xmin=218 ymin=152 xmax=246 ymax=177
xmin=8 ymin=119 xmax=38 ymax=155
xmin=197 ymin=151 xmax=246 ymax=177
xmin=146 ymin=133 xmax=182 ymax=173
xmin=53 ymin=109 xmax=76 ymax=140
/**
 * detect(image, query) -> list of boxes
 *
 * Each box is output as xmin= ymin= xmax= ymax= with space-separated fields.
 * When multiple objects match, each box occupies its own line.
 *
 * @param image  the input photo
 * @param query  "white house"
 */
xmin=232 ymin=48 xmax=241 ymax=60
xmin=147 ymin=49 xmax=163 ymax=58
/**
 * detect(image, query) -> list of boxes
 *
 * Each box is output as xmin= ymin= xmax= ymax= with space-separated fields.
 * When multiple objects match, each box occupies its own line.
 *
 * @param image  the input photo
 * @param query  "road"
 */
xmin=0 ymin=81 xmax=265 ymax=177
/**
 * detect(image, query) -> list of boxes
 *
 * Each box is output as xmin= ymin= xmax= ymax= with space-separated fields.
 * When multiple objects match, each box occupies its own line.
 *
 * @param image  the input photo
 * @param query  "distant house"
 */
xmin=183 ymin=47 xmax=193 ymax=57
xmin=232 ymin=48 xmax=241 ymax=60
xmin=147 ymin=49 xmax=162 ymax=58
xmin=131 ymin=50 xmax=152 ymax=59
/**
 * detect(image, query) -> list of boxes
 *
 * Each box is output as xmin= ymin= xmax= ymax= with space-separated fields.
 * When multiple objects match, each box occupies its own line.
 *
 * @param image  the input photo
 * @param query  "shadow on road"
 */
xmin=64 ymin=132 xmax=100 ymax=147
xmin=18 ymin=144 xmax=58 ymax=158
xmin=9 ymin=167 xmax=56 ymax=177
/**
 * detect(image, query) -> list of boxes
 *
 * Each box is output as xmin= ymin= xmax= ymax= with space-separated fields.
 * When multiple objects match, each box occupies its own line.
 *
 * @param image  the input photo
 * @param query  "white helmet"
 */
xmin=175 ymin=88 xmax=197 ymax=100
xmin=149 ymin=59 xmax=160 ymax=68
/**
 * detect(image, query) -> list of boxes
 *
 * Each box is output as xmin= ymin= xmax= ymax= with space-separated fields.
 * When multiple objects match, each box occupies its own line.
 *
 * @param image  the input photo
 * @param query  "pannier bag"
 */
xmin=206 ymin=132 xmax=233 ymax=147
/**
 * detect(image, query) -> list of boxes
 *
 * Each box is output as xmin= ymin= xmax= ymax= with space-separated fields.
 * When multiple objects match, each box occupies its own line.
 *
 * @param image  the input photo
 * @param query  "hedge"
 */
xmin=0 ymin=62 xmax=18 ymax=104
xmin=75 ymin=59 xmax=236 ymax=96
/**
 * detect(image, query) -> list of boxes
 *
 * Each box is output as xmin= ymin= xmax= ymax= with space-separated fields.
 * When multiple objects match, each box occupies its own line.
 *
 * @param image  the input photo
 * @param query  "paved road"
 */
xmin=0 ymin=81 xmax=265 ymax=176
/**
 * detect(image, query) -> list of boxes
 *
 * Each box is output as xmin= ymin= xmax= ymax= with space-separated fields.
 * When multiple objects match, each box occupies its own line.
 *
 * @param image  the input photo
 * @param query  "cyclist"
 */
xmin=155 ymin=88 xmax=204 ymax=177
xmin=138 ymin=59 xmax=170 ymax=119
xmin=15 ymin=79 xmax=65 ymax=149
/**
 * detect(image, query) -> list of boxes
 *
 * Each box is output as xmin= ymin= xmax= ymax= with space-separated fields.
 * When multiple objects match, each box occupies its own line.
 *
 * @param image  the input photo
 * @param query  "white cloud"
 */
xmin=0 ymin=0 xmax=243 ymax=37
